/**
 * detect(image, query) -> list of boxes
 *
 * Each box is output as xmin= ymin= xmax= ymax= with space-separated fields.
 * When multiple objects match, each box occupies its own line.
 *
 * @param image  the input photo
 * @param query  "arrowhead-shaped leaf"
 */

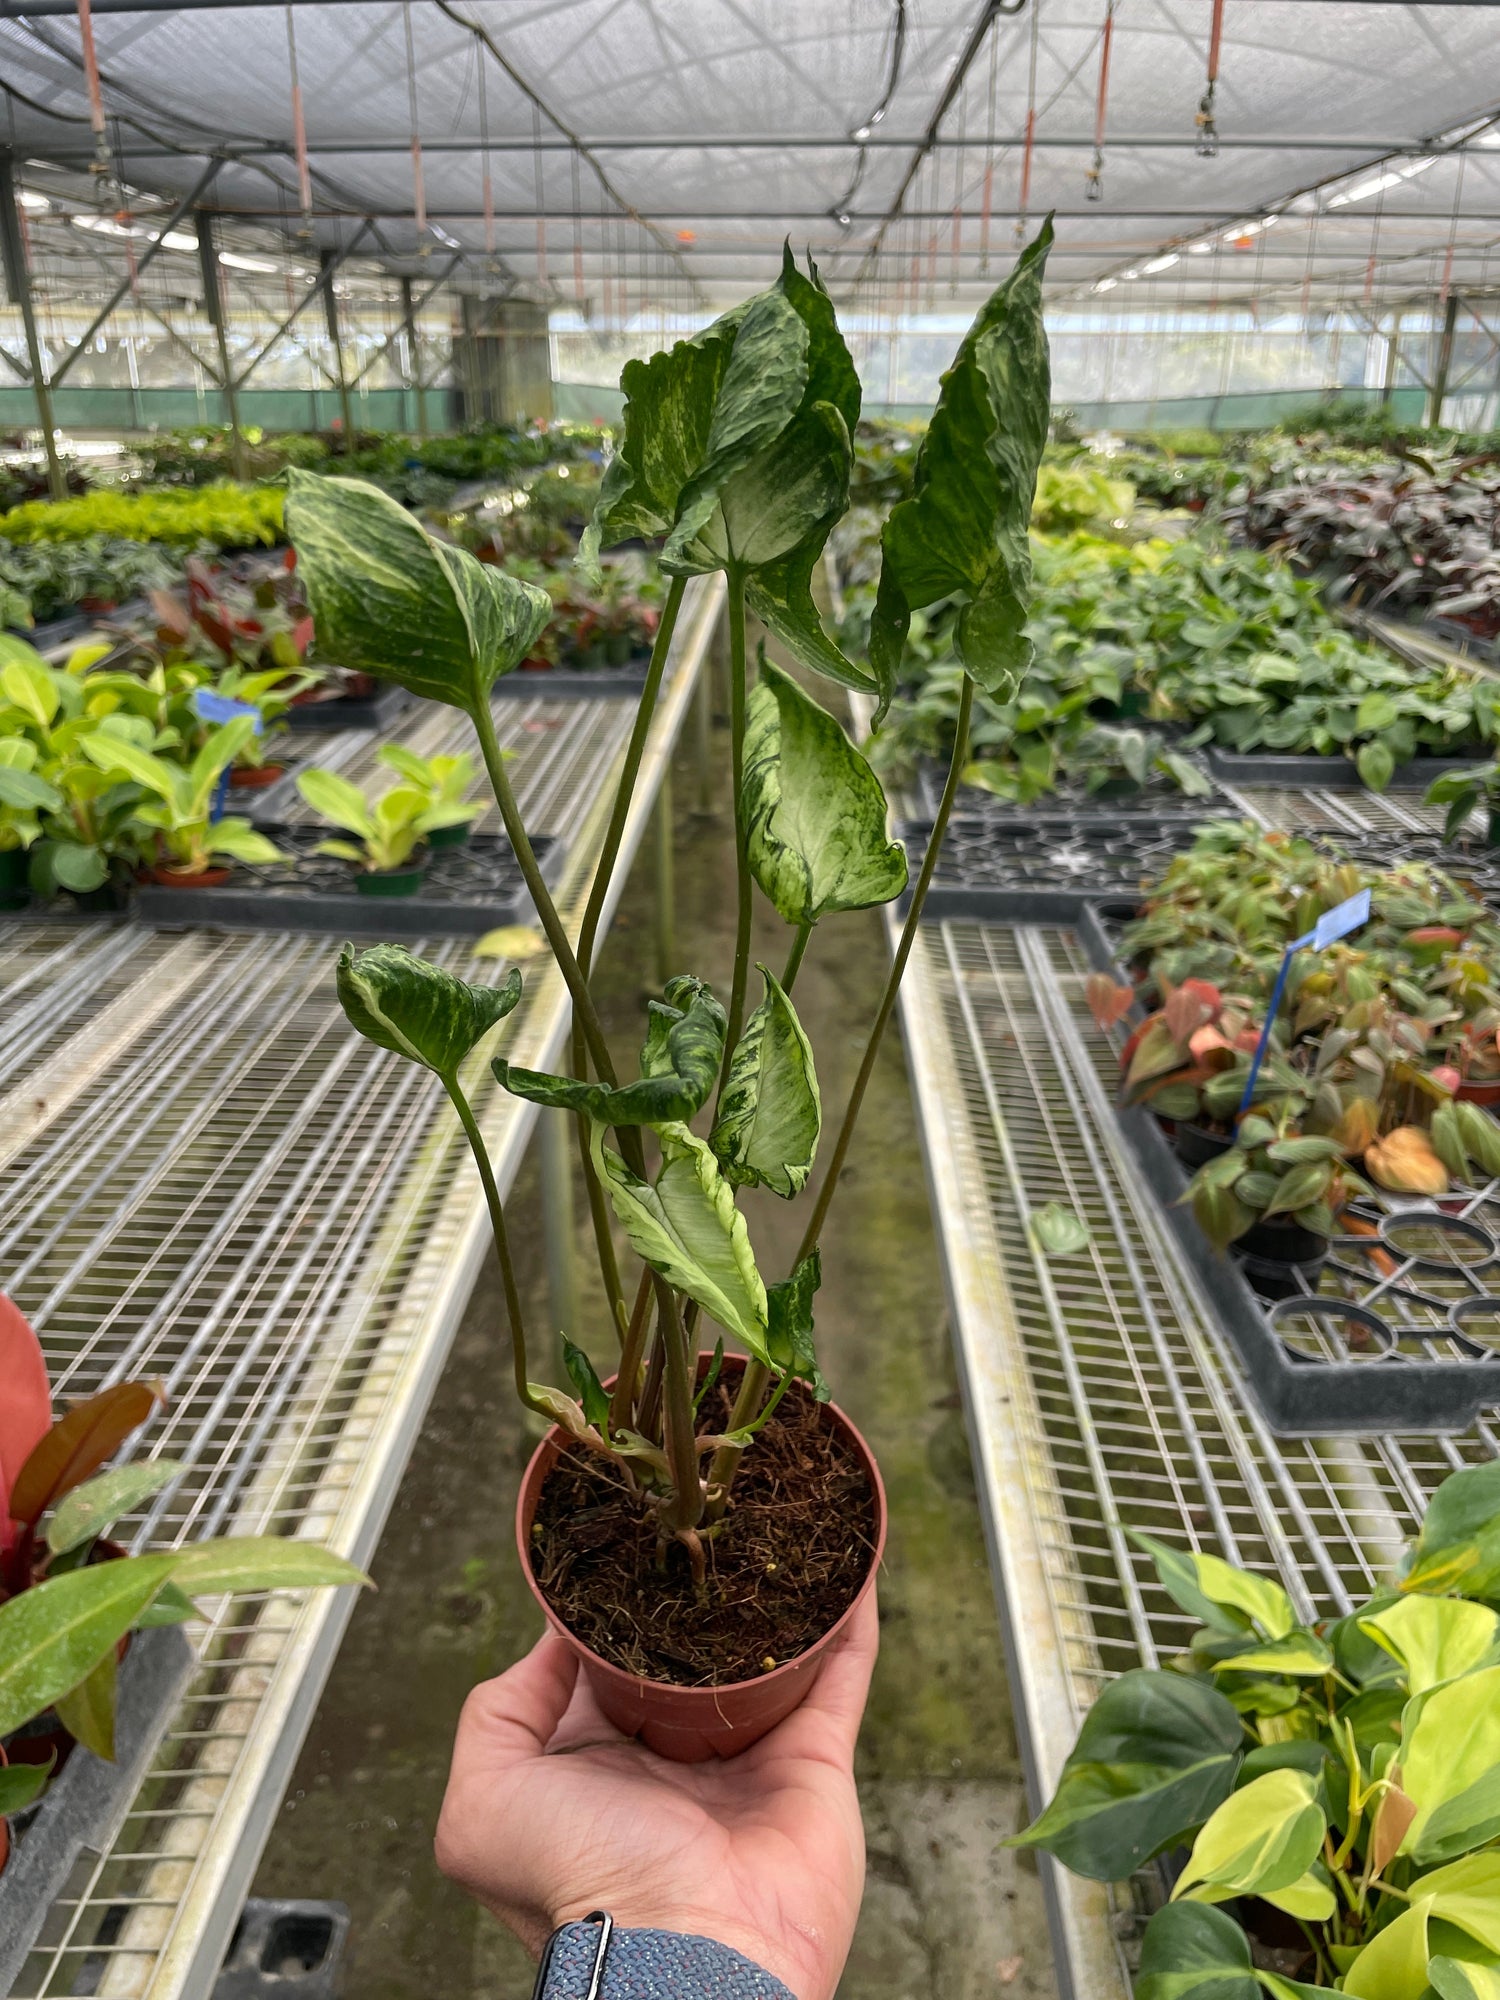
xmin=742 ymin=658 xmax=906 ymax=926
xmin=1010 ymin=1667 xmax=1243 ymax=1879
xmin=869 ymin=219 xmax=1053 ymax=719
xmin=765 ymin=1250 xmax=827 ymax=1400
xmin=336 ymin=943 xmax=521 ymax=1084
xmin=590 ymin=1123 xmax=768 ymax=1358
xmin=286 ymin=471 xmax=551 ymax=716
xmin=496 ymin=976 xmax=725 ymax=1130
xmin=1172 ymin=1768 xmax=1326 ymax=1901
xmin=710 ymin=967 xmax=820 ymax=1197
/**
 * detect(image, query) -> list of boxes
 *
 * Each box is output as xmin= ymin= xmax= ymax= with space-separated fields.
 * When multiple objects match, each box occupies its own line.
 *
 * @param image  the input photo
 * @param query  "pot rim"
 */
xmin=515 ymin=1374 xmax=886 ymax=1700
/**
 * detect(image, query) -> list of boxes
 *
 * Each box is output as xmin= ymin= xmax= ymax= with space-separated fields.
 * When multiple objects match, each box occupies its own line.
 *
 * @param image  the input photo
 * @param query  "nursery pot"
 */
xmin=1487 ymin=808 xmax=1500 ymax=850
xmin=355 ymin=861 xmax=426 ymax=898
xmin=0 ymin=848 xmax=29 ymax=911
xmin=228 ymin=762 xmax=287 ymax=791
xmin=1236 ymin=1217 xmax=1328 ymax=1302
xmin=424 ymin=823 xmax=471 ymax=850
xmin=1173 ymin=1122 xmax=1233 ymax=1171
xmin=1457 ymin=1077 xmax=1500 ymax=1108
xmin=142 ymin=864 xmax=233 ymax=889
xmin=516 ymin=1365 xmax=886 ymax=1764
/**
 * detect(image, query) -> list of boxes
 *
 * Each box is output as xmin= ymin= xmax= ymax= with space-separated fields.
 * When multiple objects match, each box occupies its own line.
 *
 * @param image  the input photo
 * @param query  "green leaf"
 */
xmin=1343 ymin=1897 xmax=1433 ymax=2000
xmin=1173 ymin=1768 xmax=1326 ymax=1901
xmin=1414 ymin=1765 xmax=1500 ymax=1866
xmin=296 ymin=766 xmax=373 ymax=837
xmin=1358 ymin=739 xmax=1397 ymax=792
xmin=1432 ymin=1958 xmax=1500 ymax=2000
xmin=0 ymin=1756 xmax=54 ymax=1815
xmin=336 ymin=943 xmax=521 ymax=1084
xmin=742 ymin=658 xmax=907 ymax=926
xmin=286 ymin=471 xmax=551 ymax=717
xmin=869 ymin=220 xmax=1052 ymax=717
xmin=49 ymin=844 xmax=108 ymax=893
xmin=1360 ymin=1596 xmax=1500 ymax=1696
xmin=0 ymin=765 xmax=60 ymax=812
xmin=0 ymin=1554 xmax=177 ymax=1736
xmin=1213 ymin=1629 xmax=1334 ymax=1678
xmin=562 ymin=1339 xmax=610 ymax=1434
xmin=1135 ymin=1900 xmax=1257 ymax=2000
xmin=1131 ymin=1534 xmax=1296 ymax=1640
xmin=1262 ymin=1161 xmax=1332 ymax=1219
xmin=166 ymin=1537 xmax=369 ymax=1598
xmin=53 ymin=1645 xmax=117 ymax=1762
xmin=1029 ymin=1202 xmax=1092 ymax=1257
xmin=208 ymin=820 xmax=285 ymax=867
xmin=1130 ymin=1531 xmax=1254 ymax=1637
xmin=1400 ymin=1665 xmax=1500 ymax=1858
xmin=1009 ymin=1667 xmax=1243 ymax=1879
xmin=1416 ymin=1854 xmax=1500 ymax=1955
xmin=496 ymin=976 xmax=725 ymax=1131
xmin=765 ymin=1250 xmax=827 ymax=1401
xmin=1402 ymin=1460 xmax=1500 ymax=1601
xmin=590 ymin=1123 xmax=769 ymax=1359
xmin=710 ymin=966 xmax=820 ymax=1197
xmin=1259 ymin=1870 xmax=1336 ymax=1922
xmin=46 ymin=1459 xmax=188 ymax=1557
xmin=133 ymin=1579 xmax=198 ymax=1629
xmin=714 ymin=401 xmax=851 ymax=572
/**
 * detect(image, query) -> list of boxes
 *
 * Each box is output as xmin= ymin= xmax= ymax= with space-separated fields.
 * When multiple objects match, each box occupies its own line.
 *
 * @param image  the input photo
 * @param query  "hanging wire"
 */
xmin=1015 ymin=0 xmax=1041 ymax=246
xmin=1085 ymin=0 xmax=1115 ymax=204
xmin=978 ymin=5 xmax=998 ymax=271
xmin=1195 ymin=0 xmax=1225 ymax=159
xmin=1439 ymin=149 xmax=1467 ymax=308
xmin=829 ymin=0 xmax=907 ymax=229
xmin=402 ymin=2 xmax=427 ymax=249
xmin=476 ymin=31 xmax=495 ymax=262
xmin=949 ymin=66 xmax=966 ymax=297
xmin=571 ymin=147 xmax=585 ymax=307
xmin=285 ymin=4 xmax=313 ymax=233
xmin=533 ymin=100 xmax=548 ymax=294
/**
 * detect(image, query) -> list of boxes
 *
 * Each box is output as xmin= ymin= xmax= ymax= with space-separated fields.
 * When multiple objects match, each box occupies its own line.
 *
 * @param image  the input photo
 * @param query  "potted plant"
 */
xmin=373 ymin=744 xmax=486 ymax=849
xmin=0 ymin=740 xmax=56 ymax=910
xmin=1426 ymin=761 xmax=1500 ymax=848
xmin=80 ymin=716 xmax=284 ymax=887
xmin=283 ymin=226 xmax=1055 ymax=1759
xmin=1011 ymin=1458 xmax=1500 ymax=2000
xmin=0 ymin=1293 xmax=365 ymax=1850
xmin=294 ymin=765 xmax=478 ymax=894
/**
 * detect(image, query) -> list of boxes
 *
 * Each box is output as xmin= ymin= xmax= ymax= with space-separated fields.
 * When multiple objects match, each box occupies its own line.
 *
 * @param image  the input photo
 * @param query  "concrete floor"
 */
xmin=252 ymin=660 xmax=1054 ymax=1999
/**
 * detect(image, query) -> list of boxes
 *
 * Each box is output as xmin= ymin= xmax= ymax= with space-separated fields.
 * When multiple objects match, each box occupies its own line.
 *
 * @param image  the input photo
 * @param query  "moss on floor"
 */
xmin=251 ymin=657 xmax=1054 ymax=1998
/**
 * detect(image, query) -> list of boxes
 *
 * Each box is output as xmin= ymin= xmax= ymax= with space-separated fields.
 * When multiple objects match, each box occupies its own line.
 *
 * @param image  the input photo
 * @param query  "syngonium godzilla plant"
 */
xmin=285 ymin=225 xmax=1052 ymax=1581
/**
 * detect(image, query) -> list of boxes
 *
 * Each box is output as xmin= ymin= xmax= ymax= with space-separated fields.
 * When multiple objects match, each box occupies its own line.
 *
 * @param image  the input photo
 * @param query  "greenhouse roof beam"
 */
xmin=48 ymin=154 xmax=220 ymax=385
xmin=344 ymin=247 xmax=462 ymax=392
xmin=231 ymin=217 xmax=373 ymax=388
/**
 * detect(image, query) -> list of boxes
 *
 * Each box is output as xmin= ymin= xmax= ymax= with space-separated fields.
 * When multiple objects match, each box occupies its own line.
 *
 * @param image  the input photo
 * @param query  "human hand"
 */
xmin=434 ymin=1590 xmax=878 ymax=2000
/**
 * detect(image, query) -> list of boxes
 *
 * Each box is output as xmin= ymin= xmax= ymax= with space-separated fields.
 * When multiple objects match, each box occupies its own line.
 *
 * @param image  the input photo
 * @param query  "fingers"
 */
xmin=774 ymin=1588 xmax=880 ymax=1764
xmin=454 ymin=1626 xmax=581 ymax=1772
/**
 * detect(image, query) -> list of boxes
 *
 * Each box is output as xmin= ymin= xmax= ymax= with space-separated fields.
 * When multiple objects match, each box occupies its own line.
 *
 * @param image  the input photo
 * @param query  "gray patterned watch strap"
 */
xmin=536 ymin=1915 xmax=797 ymax=1999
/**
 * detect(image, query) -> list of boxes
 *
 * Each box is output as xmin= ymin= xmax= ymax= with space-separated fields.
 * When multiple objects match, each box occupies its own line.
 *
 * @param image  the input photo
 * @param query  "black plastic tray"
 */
xmin=896 ymin=813 xmax=1220 ymax=922
xmin=214 ymin=1900 xmax=351 ymax=1999
xmin=285 ymin=685 xmax=416 ymax=733
xmin=0 ymin=1625 xmax=195 ymax=1991
xmin=909 ymin=756 xmax=1229 ymax=824
xmin=494 ymin=653 xmax=649 ymax=700
xmin=133 ymin=825 xmax=565 ymax=938
xmin=1201 ymin=744 xmax=1489 ymax=790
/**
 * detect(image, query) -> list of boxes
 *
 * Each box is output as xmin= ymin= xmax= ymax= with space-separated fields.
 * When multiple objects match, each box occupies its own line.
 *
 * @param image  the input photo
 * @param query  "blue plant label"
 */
xmin=1310 ymin=888 xmax=1372 ymax=952
xmin=193 ymin=689 xmax=262 ymax=733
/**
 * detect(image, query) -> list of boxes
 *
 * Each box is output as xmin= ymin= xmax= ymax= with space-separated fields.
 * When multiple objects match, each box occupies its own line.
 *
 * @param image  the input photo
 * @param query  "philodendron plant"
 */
xmin=285 ymin=227 xmax=1052 ymax=1582
xmin=1013 ymin=1458 xmax=1500 ymax=2000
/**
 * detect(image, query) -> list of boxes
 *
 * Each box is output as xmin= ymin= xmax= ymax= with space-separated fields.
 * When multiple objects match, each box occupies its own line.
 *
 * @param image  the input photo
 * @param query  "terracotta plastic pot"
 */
xmin=1457 ymin=1078 xmax=1500 ymax=1108
xmin=228 ymin=762 xmax=287 ymax=791
xmin=143 ymin=864 xmax=233 ymax=889
xmin=515 ymin=1377 xmax=886 ymax=1764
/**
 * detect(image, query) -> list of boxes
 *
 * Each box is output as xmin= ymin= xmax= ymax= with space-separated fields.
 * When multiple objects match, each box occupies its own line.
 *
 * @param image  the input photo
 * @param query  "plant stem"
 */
xmin=794 ymin=673 xmax=974 ymax=1267
xmin=446 ymin=1077 xmax=542 ymax=1416
xmin=717 ymin=565 xmax=754 ymax=1096
xmin=566 ymin=575 xmax=688 ymax=1346
xmin=609 ymin=1266 xmax=654 ymax=1433
xmin=654 ymin=1278 xmax=705 ymax=1534
xmin=781 ymin=918 xmax=813 ymax=993
xmin=471 ymin=693 xmax=618 ymax=1087
xmin=708 ymin=675 xmax=976 ymax=1508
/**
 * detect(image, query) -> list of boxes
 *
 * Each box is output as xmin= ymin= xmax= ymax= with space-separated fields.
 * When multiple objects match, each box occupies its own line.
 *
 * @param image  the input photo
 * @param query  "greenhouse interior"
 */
xmin=9 ymin=3 xmax=1500 ymax=1999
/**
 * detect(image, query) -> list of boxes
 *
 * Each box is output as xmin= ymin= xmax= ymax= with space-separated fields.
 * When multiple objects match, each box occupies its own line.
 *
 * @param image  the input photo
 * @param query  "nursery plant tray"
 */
xmin=1075 ymin=899 xmax=1500 ymax=1434
xmin=285 ymin=685 xmax=416 ymax=732
xmin=493 ymin=652 xmax=650 ymax=700
xmin=910 ymin=757 xmax=1229 ymax=823
xmin=1200 ymin=744 xmax=1490 ymax=789
xmin=133 ymin=825 xmax=566 ymax=938
xmin=898 ymin=813 xmax=1228 ymax=922
xmin=0 ymin=1624 xmax=195 ymax=1994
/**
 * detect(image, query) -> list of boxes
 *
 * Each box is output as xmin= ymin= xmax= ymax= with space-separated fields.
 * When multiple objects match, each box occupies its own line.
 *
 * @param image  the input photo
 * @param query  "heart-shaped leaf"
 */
xmin=710 ymin=967 xmax=820 ymax=1198
xmin=336 ymin=944 xmax=521 ymax=1085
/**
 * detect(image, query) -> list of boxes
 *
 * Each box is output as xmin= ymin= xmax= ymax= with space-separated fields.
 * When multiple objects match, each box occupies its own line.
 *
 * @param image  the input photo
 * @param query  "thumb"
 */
xmin=455 ymin=1627 xmax=581 ymax=1772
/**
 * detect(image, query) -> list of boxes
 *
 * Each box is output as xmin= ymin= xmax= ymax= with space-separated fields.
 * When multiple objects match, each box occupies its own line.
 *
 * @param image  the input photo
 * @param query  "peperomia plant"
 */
xmin=1012 ymin=1459 xmax=1500 ymax=2000
xmin=285 ymin=229 xmax=1052 ymax=1582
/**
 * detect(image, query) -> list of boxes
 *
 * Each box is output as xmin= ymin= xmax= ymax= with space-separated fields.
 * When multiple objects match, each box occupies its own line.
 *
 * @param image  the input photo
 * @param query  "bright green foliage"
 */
xmin=285 ymin=471 xmax=551 ymax=716
xmin=46 ymin=1460 xmax=187 ymax=1557
xmin=869 ymin=219 xmax=1053 ymax=714
xmin=710 ymin=967 xmax=820 ymax=1197
xmin=80 ymin=716 xmax=284 ymax=874
xmin=335 ymin=943 xmax=521 ymax=1084
xmin=297 ymin=764 xmax=473 ymax=872
xmin=1029 ymin=1202 xmax=1092 ymax=1256
xmin=765 ymin=1251 xmax=827 ymax=1401
xmin=741 ymin=659 xmax=906 ymax=926
xmin=0 ymin=483 xmax=282 ymax=550
xmin=1021 ymin=1462 xmax=1500 ymax=1996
